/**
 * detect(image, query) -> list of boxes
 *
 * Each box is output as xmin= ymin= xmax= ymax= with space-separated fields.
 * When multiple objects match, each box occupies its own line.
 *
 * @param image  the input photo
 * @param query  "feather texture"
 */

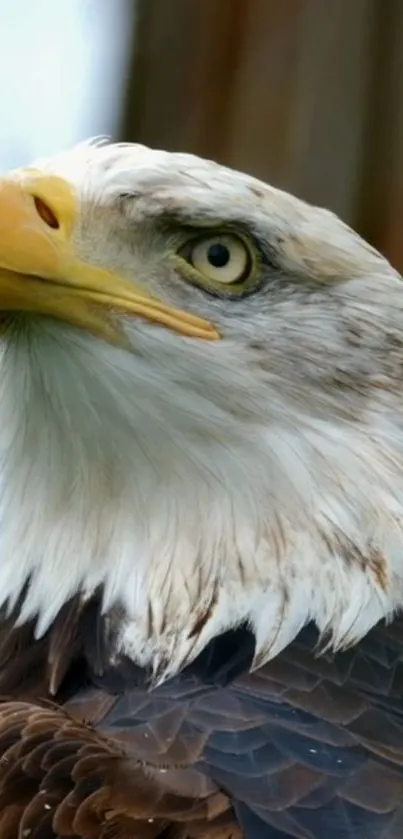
xmin=0 ymin=598 xmax=403 ymax=837
xmin=0 ymin=143 xmax=402 ymax=677
xmin=1 ymin=142 xmax=403 ymax=836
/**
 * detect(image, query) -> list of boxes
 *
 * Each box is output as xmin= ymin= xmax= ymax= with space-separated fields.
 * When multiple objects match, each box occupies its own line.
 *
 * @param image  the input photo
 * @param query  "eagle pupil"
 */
xmin=207 ymin=243 xmax=230 ymax=268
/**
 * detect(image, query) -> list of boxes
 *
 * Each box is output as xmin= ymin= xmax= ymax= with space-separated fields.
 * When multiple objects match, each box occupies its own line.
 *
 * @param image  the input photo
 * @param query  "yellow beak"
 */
xmin=0 ymin=170 xmax=219 ymax=344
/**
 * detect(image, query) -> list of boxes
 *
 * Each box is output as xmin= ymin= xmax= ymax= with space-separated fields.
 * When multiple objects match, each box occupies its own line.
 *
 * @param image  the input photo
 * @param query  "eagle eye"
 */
xmin=176 ymin=230 xmax=260 ymax=297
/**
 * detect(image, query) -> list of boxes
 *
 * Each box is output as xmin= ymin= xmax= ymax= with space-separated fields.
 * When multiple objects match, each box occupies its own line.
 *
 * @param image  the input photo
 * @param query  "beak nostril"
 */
xmin=33 ymin=196 xmax=60 ymax=230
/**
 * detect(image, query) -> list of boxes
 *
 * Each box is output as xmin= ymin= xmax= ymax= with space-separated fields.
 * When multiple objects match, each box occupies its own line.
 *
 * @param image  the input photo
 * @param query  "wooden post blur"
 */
xmin=121 ymin=0 xmax=403 ymax=270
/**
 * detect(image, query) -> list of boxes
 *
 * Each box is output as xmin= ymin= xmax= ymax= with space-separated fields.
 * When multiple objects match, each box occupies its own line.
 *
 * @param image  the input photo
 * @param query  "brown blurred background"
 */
xmin=120 ymin=0 xmax=403 ymax=272
xmin=2 ymin=0 xmax=403 ymax=270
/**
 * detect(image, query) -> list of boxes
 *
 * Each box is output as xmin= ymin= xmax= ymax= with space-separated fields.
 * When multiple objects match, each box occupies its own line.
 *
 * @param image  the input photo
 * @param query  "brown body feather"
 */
xmin=0 ymin=595 xmax=403 ymax=837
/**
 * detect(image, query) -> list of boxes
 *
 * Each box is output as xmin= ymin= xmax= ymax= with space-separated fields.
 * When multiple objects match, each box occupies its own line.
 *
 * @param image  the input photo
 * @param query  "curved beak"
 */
xmin=0 ymin=170 xmax=219 ymax=344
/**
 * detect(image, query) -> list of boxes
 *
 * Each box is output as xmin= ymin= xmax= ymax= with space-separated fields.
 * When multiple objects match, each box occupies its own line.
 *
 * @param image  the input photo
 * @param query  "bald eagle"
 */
xmin=0 ymin=141 xmax=401 ymax=838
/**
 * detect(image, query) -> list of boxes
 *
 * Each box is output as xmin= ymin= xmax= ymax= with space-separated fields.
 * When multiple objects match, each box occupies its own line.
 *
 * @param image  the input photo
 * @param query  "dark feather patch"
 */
xmin=1 ymin=594 xmax=403 ymax=837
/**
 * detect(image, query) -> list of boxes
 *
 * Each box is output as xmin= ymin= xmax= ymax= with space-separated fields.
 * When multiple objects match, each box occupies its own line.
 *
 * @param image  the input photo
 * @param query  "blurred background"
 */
xmin=2 ymin=0 xmax=403 ymax=269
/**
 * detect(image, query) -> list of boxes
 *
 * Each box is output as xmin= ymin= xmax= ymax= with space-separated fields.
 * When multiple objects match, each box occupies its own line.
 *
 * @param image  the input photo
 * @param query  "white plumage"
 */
xmin=0 ymin=140 xmax=401 ymax=683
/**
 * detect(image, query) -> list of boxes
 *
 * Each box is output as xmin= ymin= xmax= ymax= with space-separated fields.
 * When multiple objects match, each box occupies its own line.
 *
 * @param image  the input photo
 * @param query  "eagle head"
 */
xmin=0 ymin=140 xmax=401 ymax=682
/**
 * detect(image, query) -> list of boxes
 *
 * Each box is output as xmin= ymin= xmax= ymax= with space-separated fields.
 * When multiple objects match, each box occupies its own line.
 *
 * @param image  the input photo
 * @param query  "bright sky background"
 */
xmin=0 ymin=0 xmax=135 ymax=171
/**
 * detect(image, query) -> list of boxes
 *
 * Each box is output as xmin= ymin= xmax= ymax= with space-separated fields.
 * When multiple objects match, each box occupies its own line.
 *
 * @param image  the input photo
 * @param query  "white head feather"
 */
xmin=0 ymin=140 xmax=402 ymax=681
